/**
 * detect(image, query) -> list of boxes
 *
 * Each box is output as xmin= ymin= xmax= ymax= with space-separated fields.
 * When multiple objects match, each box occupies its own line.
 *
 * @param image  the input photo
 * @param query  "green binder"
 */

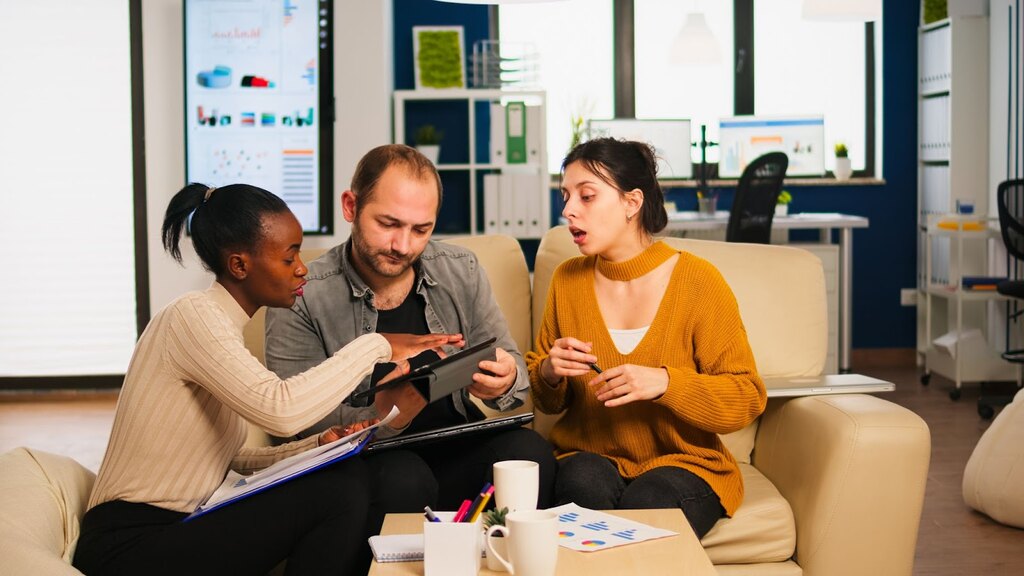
xmin=505 ymin=101 xmax=527 ymax=164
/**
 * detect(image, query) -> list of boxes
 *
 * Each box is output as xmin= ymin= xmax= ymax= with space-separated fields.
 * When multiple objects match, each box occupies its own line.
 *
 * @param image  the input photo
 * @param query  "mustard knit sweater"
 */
xmin=526 ymin=241 xmax=766 ymax=515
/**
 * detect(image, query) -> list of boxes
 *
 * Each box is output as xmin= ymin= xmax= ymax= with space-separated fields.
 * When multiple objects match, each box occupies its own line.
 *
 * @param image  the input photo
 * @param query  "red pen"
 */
xmin=452 ymin=499 xmax=472 ymax=523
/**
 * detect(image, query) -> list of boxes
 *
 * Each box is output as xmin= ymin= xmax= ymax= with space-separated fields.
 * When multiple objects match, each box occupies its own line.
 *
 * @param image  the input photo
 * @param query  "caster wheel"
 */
xmin=978 ymin=404 xmax=995 ymax=419
xmin=920 ymin=373 xmax=931 ymax=386
xmin=949 ymin=389 xmax=962 ymax=401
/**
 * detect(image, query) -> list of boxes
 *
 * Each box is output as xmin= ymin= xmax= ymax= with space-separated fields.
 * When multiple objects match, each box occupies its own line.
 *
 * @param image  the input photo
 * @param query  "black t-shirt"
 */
xmin=371 ymin=287 xmax=484 ymax=434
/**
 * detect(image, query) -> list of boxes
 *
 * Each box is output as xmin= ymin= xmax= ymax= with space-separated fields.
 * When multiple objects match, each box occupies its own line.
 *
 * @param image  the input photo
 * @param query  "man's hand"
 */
xmin=468 ymin=348 xmax=517 ymax=400
xmin=372 ymin=363 xmax=427 ymax=429
xmin=381 ymin=332 xmax=464 ymax=362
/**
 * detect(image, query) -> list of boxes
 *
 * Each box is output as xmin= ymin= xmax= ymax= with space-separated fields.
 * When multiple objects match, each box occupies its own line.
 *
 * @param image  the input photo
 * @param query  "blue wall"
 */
xmin=393 ymin=0 xmax=919 ymax=350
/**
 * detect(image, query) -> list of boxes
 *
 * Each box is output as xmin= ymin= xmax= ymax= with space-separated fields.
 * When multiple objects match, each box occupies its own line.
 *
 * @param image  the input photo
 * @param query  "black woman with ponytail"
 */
xmin=73 ymin=183 xmax=462 ymax=575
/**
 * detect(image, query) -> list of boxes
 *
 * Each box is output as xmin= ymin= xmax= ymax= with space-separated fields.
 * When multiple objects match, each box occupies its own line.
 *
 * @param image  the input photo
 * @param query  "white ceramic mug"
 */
xmin=492 ymin=460 xmax=539 ymax=513
xmin=485 ymin=510 xmax=558 ymax=576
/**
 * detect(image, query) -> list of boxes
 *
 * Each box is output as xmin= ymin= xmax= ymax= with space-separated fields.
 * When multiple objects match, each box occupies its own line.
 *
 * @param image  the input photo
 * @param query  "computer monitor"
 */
xmin=718 ymin=115 xmax=826 ymax=178
xmin=586 ymin=119 xmax=693 ymax=179
xmin=184 ymin=0 xmax=334 ymax=234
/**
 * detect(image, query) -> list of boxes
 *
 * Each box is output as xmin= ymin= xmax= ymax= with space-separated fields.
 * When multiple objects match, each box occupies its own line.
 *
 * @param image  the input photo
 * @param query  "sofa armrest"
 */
xmin=752 ymin=394 xmax=930 ymax=576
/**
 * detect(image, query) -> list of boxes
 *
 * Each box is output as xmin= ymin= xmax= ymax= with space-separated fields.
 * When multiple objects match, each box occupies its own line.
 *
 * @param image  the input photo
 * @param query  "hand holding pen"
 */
xmin=539 ymin=337 xmax=601 ymax=385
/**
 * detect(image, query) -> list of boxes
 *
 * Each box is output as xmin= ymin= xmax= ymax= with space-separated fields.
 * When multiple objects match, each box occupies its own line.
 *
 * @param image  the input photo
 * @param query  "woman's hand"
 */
xmin=540 ymin=337 xmax=598 ymax=385
xmin=372 ymin=362 xmax=427 ymax=430
xmin=381 ymin=333 xmax=464 ymax=362
xmin=588 ymin=364 xmax=669 ymax=407
xmin=317 ymin=418 xmax=381 ymax=446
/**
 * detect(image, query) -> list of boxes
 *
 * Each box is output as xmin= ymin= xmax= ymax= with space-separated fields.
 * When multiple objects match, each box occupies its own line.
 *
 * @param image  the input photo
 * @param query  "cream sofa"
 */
xmin=0 ymin=228 xmax=931 ymax=575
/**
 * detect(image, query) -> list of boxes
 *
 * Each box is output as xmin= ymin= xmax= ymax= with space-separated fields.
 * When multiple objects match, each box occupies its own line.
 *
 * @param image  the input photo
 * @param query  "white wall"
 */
xmin=143 ymin=0 xmax=394 ymax=314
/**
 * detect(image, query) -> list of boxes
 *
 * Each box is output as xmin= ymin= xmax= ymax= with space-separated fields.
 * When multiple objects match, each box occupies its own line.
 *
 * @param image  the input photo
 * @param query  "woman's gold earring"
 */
xmin=626 ymin=213 xmax=633 ymax=223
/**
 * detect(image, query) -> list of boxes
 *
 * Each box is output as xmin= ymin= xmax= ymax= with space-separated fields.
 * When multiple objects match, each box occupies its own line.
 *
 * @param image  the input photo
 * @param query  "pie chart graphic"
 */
xmin=558 ymin=531 xmax=574 ymax=538
xmin=580 ymin=539 xmax=606 ymax=547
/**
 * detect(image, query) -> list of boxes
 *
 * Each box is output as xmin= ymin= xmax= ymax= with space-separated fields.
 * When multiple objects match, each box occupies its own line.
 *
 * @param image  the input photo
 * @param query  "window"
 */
xmin=634 ymin=0 xmax=734 ymax=164
xmin=754 ymin=0 xmax=868 ymax=171
xmin=500 ymin=0 xmax=878 ymax=176
xmin=498 ymin=0 xmax=615 ymax=172
xmin=0 ymin=0 xmax=144 ymax=384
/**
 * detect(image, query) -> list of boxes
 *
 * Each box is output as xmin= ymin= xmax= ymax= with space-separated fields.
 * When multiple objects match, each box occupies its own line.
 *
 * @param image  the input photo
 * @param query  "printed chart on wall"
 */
xmin=548 ymin=503 xmax=677 ymax=552
xmin=184 ymin=0 xmax=333 ymax=233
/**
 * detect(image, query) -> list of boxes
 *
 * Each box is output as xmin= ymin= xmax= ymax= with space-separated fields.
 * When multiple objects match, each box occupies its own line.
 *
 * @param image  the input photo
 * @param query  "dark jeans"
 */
xmin=365 ymin=427 xmax=556 ymax=517
xmin=72 ymin=457 xmax=372 ymax=576
xmin=555 ymin=452 xmax=725 ymax=539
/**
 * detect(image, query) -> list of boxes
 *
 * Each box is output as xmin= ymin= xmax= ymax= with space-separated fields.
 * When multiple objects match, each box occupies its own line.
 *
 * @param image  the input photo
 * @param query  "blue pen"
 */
xmin=423 ymin=506 xmax=441 ymax=522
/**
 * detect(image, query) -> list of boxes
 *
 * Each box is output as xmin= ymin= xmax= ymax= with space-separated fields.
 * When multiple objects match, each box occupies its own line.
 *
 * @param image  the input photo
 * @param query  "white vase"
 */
xmin=775 ymin=203 xmax=788 ymax=216
xmin=416 ymin=145 xmax=440 ymax=165
xmin=834 ymin=157 xmax=852 ymax=181
xmin=485 ymin=534 xmax=508 ymax=572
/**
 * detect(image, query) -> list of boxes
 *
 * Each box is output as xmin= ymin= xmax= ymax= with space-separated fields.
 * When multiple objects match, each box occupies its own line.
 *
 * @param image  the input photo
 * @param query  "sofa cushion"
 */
xmin=0 ymin=447 xmax=94 ymax=574
xmin=701 ymin=463 xmax=796 ymax=565
xmin=963 ymin=387 xmax=1024 ymax=528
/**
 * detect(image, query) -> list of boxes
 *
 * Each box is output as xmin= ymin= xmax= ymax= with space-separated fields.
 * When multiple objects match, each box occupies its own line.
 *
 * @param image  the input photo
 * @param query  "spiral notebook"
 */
xmin=368 ymin=534 xmax=424 ymax=563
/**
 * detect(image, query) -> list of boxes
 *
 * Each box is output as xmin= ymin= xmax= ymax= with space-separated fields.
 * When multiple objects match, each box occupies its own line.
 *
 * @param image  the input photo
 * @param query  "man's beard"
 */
xmin=351 ymin=225 xmax=417 ymax=279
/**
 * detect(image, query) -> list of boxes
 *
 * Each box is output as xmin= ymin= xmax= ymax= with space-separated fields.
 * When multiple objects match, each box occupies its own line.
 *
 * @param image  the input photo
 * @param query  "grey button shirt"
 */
xmin=265 ymin=239 xmax=528 ymax=440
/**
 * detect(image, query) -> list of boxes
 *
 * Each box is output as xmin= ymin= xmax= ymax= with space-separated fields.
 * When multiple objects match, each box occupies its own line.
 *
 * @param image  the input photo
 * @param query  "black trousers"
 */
xmin=555 ymin=452 xmax=725 ymax=539
xmin=365 ymin=427 xmax=557 ymax=517
xmin=73 ymin=457 xmax=372 ymax=576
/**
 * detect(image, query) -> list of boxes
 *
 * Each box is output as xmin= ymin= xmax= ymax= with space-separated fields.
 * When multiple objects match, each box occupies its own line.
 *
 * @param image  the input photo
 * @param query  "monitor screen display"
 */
xmin=184 ymin=0 xmax=333 ymax=234
xmin=587 ymin=119 xmax=693 ymax=179
xmin=718 ymin=116 xmax=825 ymax=178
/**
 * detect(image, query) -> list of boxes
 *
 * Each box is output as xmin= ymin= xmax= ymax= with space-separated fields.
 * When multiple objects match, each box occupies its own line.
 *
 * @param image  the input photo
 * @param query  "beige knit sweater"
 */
xmin=88 ymin=282 xmax=390 ymax=514
xmin=527 ymin=242 xmax=766 ymax=515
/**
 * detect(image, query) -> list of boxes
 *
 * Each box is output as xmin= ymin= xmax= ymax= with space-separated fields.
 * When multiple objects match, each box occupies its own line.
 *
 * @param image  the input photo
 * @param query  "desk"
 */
xmin=368 ymin=509 xmax=716 ymax=576
xmin=664 ymin=212 xmax=869 ymax=373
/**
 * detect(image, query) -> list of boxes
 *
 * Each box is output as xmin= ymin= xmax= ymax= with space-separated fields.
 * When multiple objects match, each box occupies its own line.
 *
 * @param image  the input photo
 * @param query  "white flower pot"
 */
xmin=416 ymin=145 xmax=440 ymax=165
xmin=485 ymin=534 xmax=508 ymax=572
xmin=775 ymin=203 xmax=789 ymax=216
xmin=834 ymin=157 xmax=852 ymax=181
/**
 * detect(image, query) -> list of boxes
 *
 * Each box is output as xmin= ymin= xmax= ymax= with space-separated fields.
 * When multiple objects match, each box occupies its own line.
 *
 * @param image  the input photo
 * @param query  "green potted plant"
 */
xmin=776 ymin=189 xmax=793 ymax=216
xmin=482 ymin=506 xmax=509 ymax=572
xmin=414 ymin=124 xmax=443 ymax=165
xmin=834 ymin=142 xmax=852 ymax=181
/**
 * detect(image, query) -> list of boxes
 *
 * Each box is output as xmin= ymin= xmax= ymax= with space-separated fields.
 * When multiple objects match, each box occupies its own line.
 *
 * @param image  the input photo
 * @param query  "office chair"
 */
xmin=982 ymin=179 xmax=1024 ymax=418
xmin=726 ymin=152 xmax=789 ymax=244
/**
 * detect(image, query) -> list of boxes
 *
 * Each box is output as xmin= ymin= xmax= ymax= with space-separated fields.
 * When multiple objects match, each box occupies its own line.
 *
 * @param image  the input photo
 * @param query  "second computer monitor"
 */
xmin=586 ymin=119 xmax=693 ymax=179
xmin=718 ymin=115 xmax=826 ymax=178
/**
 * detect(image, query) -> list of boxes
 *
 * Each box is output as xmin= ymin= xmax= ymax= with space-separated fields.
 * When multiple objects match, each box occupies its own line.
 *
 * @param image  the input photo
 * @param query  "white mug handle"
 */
xmin=485 ymin=525 xmax=514 ymax=574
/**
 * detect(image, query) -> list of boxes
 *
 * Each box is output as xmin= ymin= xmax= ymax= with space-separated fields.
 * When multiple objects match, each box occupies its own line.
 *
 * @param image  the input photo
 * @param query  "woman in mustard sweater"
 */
xmin=526 ymin=138 xmax=767 ymax=538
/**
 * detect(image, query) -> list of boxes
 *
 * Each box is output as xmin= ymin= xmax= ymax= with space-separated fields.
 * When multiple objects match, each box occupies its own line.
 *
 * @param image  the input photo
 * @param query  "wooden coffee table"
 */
xmin=367 ymin=508 xmax=716 ymax=575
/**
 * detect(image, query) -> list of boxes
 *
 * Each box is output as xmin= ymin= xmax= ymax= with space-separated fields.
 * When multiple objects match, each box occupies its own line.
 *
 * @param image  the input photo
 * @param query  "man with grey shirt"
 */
xmin=265 ymin=144 xmax=555 ymax=513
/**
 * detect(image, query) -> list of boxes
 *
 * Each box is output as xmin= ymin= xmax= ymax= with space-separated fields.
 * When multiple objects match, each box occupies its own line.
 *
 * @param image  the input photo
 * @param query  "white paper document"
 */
xmin=548 ymin=503 xmax=678 ymax=552
xmin=186 ymin=407 xmax=400 ymax=520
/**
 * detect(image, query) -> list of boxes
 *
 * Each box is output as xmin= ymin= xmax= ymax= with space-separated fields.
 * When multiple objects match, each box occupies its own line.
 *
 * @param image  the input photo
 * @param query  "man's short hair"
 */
xmin=350 ymin=144 xmax=443 ymax=215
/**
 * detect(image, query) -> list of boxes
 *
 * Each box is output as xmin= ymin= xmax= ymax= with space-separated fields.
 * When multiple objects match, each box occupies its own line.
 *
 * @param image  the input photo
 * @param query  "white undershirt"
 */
xmin=608 ymin=326 xmax=650 ymax=355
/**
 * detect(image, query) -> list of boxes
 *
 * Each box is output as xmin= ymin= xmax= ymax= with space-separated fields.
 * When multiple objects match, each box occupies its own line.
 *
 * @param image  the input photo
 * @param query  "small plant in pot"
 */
xmin=776 ymin=189 xmax=793 ymax=216
xmin=483 ymin=506 xmax=510 ymax=572
xmin=833 ymin=142 xmax=853 ymax=181
xmin=414 ymin=124 xmax=443 ymax=165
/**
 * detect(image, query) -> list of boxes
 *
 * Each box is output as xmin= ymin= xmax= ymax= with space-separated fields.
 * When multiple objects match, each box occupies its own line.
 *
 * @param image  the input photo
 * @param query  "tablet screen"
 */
xmin=351 ymin=337 xmax=498 ymax=401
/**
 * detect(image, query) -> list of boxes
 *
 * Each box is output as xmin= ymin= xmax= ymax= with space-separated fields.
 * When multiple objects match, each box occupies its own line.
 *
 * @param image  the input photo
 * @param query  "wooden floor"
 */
xmin=1 ymin=364 xmax=1022 ymax=574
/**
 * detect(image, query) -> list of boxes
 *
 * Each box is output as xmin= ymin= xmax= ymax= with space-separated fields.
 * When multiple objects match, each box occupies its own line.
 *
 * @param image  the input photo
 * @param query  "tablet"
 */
xmin=350 ymin=337 xmax=498 ymax=403
xmin=364 ymin=412 xmax=535 ymax=453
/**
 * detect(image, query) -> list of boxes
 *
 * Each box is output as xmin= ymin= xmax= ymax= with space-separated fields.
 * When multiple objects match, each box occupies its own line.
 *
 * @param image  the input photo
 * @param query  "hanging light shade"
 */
xmin=802 ymin=0 xmax=881 ymax=22
xmin=671 ymin=12 xmax=722 ymax=66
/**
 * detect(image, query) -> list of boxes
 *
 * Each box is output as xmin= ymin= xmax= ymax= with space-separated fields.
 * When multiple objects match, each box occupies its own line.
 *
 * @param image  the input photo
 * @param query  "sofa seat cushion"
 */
xmin=701 ymin=463 xmax=796 ymax=565
xmin=0 ymin=447 xmax=94 ymax=574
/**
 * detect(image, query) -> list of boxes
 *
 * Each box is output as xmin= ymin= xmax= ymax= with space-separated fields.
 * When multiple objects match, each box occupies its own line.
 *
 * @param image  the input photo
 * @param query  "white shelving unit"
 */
xmin=393 ymin=89 xmax=548 ymax=238
xmin=916 ymin=15 xmax=991 ymax=368
xmin=921 ymin=217 xmax=1018 ymax=398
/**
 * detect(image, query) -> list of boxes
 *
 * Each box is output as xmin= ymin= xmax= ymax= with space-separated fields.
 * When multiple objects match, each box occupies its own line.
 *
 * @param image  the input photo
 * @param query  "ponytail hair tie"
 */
xmin=203 ymin=186 xmax=217 ymax=203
